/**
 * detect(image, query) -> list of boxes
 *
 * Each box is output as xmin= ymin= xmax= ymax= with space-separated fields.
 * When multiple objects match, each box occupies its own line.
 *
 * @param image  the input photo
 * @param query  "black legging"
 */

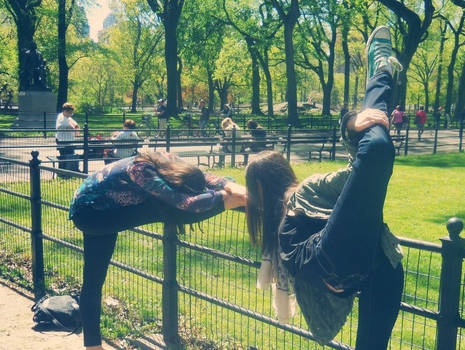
xmin=73 ymin=198 xmax=225 ymax=347
xmin=81 ymin=233 xmax=117 ymax=346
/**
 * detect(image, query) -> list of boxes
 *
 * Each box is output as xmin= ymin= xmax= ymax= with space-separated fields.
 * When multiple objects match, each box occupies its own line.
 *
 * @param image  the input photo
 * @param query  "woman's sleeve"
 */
xmin=133 ymin=167 xmax=225 ymax=213
xmin=204 ymin=172 xmax=229 ymax=191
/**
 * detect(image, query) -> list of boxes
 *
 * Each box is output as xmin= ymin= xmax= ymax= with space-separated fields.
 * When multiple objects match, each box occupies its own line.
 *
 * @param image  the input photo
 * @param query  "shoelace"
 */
xmin=387 ymin=56 xmax=403 ymax=73
xmin=372 ymin=45 xmax=392 ymax=70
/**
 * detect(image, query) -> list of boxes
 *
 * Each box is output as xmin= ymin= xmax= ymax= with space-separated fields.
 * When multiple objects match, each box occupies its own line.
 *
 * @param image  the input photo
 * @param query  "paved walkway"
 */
xmin=0 ymin=280 xmax=119 ymax=350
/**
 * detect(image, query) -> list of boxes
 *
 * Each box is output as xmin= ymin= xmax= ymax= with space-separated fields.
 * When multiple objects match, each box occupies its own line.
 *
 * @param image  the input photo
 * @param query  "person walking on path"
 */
xmin=244 ymin=26 xmax=404 ymax=349
xmin=415 ymin=106 xmax=427 ymax=140
xmin=390 ymin=105 xmax=405 ymax=135
xmin=70 ymin=151 xmax=246 ymax=350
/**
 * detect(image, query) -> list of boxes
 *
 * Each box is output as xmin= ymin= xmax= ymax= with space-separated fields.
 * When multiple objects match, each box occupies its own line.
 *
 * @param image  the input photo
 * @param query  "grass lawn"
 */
xmin=0 ymin=114 xmax=18 ymax=128
xmin=1 ymin=152 xmax=464 ymax=349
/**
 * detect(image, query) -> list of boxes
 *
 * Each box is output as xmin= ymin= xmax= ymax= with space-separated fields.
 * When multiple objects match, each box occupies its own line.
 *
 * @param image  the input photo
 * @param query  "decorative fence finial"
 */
xmin=447 ymin=217 xmax=464 ymax=240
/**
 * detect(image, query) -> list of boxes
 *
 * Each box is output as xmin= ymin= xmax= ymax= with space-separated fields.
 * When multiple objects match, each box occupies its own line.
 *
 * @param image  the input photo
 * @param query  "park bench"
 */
xmin=281 ymin=131 xmax=336 ymax=162
xmin=306 ymin=135 xmax=334 ymax=161
xmin=391 ymin=134 xmax=405 ymax=156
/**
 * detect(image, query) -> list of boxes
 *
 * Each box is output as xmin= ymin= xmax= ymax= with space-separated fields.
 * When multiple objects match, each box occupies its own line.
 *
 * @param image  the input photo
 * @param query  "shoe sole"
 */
xmin=365 ymin=25 xmax=391 ymax=87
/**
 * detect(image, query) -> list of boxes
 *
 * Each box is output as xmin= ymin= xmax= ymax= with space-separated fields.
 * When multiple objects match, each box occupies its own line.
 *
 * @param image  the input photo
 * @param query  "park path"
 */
xmin=0 ymin=279 xmax=120 ymax=350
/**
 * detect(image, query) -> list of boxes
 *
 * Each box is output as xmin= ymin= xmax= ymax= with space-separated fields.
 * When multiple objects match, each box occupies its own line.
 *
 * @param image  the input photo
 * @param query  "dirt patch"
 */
xmin=0 ymin=279 xmax=120 ymax=350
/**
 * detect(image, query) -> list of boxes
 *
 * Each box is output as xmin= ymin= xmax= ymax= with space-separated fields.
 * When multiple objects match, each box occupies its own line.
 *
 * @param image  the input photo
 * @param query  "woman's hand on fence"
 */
xmin=349 ymin=108 xmax=389 ymax=132
xmin=223 ymin=182 xmax=247 ymax=209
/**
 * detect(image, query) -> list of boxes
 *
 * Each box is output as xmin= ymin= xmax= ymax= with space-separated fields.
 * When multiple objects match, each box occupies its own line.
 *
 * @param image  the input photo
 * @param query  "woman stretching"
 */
xmin=70 ymin=151 xmax=246 ymax=350
xmin=245 ymin=26 xmax=404 ymax=349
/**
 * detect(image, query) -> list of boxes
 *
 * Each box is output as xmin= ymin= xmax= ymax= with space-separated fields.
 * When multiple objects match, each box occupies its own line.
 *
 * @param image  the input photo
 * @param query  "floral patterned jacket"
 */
xmin=69 ymin=153 xmax=227 ymax=219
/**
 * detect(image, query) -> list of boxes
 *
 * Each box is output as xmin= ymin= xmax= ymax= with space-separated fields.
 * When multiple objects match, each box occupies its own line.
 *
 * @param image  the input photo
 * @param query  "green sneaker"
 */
xmin=366 ymin=26 xmax=402 ymax=86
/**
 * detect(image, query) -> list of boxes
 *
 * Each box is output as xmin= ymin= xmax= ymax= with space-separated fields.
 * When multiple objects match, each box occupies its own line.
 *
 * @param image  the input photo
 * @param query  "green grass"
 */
xmin=1 ymin=152 xmax=465 ymax=349
xmin=0 ymin=114 xmax=17 ymax=128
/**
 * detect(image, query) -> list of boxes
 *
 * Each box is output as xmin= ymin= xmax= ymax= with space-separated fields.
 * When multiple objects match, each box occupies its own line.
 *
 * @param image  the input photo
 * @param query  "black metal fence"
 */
xmin=1 ymin=153 xmax=465 ymax=349
xmin=0 ymin=120 xmax=464 ymax=173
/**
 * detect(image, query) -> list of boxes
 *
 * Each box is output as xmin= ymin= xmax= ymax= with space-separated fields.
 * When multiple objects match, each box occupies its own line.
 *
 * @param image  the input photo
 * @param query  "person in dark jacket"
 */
xmin=70 ymin=151 xmax=246 ymax=350
xmin=244 ymin=26 xmax=404 ymax=350
xmin=247 ymin=119 xmax=267 ymax=152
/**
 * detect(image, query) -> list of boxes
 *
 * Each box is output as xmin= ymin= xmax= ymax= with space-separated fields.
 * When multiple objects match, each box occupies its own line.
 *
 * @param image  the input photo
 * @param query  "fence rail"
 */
xmin=1 ymin=154 xmax=465 ymax=349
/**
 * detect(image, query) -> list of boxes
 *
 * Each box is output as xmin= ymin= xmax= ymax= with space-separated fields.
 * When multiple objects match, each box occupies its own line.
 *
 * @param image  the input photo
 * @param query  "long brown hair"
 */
xmin=135 ymin=150 xmax=206 ymax=194
xmin=245 ymin=151 xmax=298 ymax=254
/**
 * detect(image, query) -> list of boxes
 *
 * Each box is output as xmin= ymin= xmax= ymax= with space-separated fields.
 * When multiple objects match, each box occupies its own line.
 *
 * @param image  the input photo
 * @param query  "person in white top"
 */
xmin=55 ymin=102 xmax=79 ymax=155
xmin=111 ymin=119 xmax=140 ymax=159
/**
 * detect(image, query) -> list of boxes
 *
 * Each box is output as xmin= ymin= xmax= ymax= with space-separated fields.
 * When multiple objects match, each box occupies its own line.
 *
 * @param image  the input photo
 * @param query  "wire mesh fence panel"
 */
xmin=1 ymin=156 xmax=465 ymax=349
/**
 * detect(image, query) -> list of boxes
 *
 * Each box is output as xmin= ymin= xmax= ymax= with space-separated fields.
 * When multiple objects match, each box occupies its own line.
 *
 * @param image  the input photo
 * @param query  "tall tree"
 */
xmin=114 ymin=1 xmax=163 ymax=112
xmin=57 ymin=0 xmax=76 ymax=111
xmin=297 ymin=0 xmax=340 ymax=116
xmin=147 ymin=0 xmax=185 ymax=118
xmin=433 ymin=18 xmax=448 ymax=116
xmin=181 ymin=0 xmax=225 ymax=113
xmin=2 ymin=0 xmax=43 ymax=91
xmin=377 ymin=0 xmax=434 ymax=109
xmin=443 ymin=11 xmax=465 ymax=115
xmin=452 ymin=0 xmax=465 ymax=119
xmin=267 ymin=0 xmax=299 ymax=126
xmin=223 ymin=0 xmax=280 ymax=117
xmin=409 ymin=48 xmax=437 ymax=111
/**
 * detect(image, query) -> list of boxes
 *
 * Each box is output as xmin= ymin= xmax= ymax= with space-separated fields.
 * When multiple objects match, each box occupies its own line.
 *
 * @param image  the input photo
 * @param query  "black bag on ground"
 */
xmin=32 ymin=295 xmax=81 ymax=332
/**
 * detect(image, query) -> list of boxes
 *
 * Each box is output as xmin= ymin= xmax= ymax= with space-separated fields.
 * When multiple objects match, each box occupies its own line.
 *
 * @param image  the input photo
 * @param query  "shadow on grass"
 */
xmin=395 ymin=152 xmax=465 ymax=168
xmin=426 ymin=210 xmax=465 ymax=227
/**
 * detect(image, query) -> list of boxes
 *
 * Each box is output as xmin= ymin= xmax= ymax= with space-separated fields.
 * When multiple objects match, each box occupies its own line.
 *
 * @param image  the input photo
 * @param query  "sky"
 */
xmin=86 ymin=0 xmax=112 ymax=41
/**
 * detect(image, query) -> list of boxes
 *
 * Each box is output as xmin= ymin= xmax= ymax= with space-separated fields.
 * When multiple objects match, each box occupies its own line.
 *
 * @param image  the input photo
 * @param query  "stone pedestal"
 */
xmin=16 ymin=90 xmax=57 ymax=128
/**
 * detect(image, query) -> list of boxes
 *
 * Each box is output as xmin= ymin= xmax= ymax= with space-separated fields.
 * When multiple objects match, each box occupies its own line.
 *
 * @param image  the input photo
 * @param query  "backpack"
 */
xmin=32 ymin=295 xmax=82 ymax=333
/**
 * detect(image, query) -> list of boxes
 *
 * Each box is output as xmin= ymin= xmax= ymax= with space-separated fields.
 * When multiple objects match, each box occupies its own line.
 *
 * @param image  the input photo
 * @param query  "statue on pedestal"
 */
xmin=21 ymin=43 xmax=50 ymax=91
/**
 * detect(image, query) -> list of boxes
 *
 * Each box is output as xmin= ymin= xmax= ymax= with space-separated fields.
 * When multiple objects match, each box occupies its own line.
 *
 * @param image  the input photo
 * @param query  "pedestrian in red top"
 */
xmin=415 ymin=106 xmax=427 ymax=140
xmin=390 ymin=105 xmax=405 ymax=136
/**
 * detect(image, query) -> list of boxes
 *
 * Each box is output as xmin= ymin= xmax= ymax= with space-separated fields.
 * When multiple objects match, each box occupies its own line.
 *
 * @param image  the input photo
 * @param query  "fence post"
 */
xmin=85 ymin=111 xmax=89 ymax=125
xmin=436 ymin=217 xmax=464 ymax=350
xmin=166 ymin=123 xmax=171 ymax=153
xmin=29 ymin=151 xmax=45 ymax=300
xmin=123 ymin=111 xmax=126 ymax=124
xmin=459 ymin=118 xmax=463 ymax=152
xmin=433 ymin=119 xmax=439 ymax=154
xmin=231 ymin=126 xmax=236 ymax=167
xmin=43 ymin=112 xmax=47 ymax=139
xmin=162 ymin=222 xmax=180 ymax=347
xmin=286 ymin=124 xmax=292 ymax=161
xmin=404 ymin=121 xmax=410 ymax=156
xmin=83 ymin=123 xmax=89 ymax=174
xmin=331 ymin=127 xmax=337 ymax=161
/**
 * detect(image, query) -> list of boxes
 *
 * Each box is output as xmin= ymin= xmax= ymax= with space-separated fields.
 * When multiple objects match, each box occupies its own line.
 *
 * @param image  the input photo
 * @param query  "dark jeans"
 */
xmin=73 ymin=199 xmax=224 ymax=346
xmin=279 ymin=70 xmax=402 ymax=349
xmin=56 ymin=139 xmax=76 ymax=171
xmin=74 ymin=201 xmax=165 ymax=346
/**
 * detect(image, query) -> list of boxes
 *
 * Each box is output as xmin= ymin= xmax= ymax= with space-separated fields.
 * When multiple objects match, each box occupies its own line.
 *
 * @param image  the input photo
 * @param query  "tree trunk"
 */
xmin=424 ymin=82 xmax=429 ymax=112
xmin=131 ymin=83 xmax=139 ymax=113
xmin=454 ymin=60 xmax=465 ymax=120
xmin=284 ymin=23 xmax=298 ymax=126
xmin=342 ymin=24 xmax=350 ymax=107
xmin=251 ymin=50 xmax=261 ymax=115
xmin=207 ymin=69 xmax=215 ymax=112
xmin=215 ymin=79 xmax=229 ymax=108
xmin=261 ymin=49 xmax=274 ymax=117
xmin=433 ymin=22 xmax=447 ymax=114
xmin=353 ymin=74 xmax=359 ymax=109
xmin=164 ymin=17 xmax=178 ymax=118
xmin=177 ymin=57 xmax=183 ymax=111
xmin=57 ymin=0 xmax=69 ymax=112
xmin=445 ymin=42 xmax=461 ymax=115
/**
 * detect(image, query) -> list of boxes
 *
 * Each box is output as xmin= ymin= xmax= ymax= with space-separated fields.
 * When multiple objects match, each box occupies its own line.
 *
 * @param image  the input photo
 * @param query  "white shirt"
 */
xmin=55 ymin=113 xmax=78 ymax=141
xmin=112 ymin=130 xmax=140 ymax=159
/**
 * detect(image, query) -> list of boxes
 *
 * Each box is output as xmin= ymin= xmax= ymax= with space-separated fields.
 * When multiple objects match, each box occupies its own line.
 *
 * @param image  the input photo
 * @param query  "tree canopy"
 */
xmin=0 ymin=0 xmax=465 ymax=121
